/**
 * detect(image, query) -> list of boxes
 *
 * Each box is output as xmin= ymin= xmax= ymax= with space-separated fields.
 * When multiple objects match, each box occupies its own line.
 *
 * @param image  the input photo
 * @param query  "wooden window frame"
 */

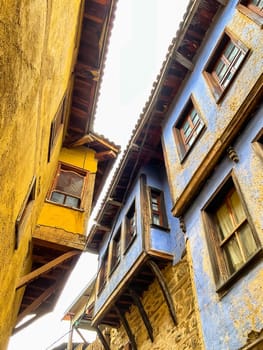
xmin=47 ymin=162 xmax=87 ymax=210
xmin=203 ymin=30 xmax=249 ymax=103
xmin=149 ymin=187 xmax=169 ymax=230
xmin=97 ymin=250 xmax=109 ymax=295
xmin=15 ymin=176 xmax=36 ymax=249
xmin=202 ymin=172 xmax=261 ymax=293
xmin=238 ymin=1 xmax=263 ymax=27
xmin=110 ymin=226 xmax=122 ymax=274
xmin=124 ymin=200 xmax=137 ymax=254
xmin=252 ymin=127 xmax=263 ymax=160
xmin=48 ymin=97 xmax=65 ymax=162
xmin=173 ymin=97 xmax=205 ymax=161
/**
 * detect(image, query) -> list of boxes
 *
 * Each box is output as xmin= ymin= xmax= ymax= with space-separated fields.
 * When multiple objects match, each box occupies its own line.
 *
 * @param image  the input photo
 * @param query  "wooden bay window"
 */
xmin=48 ymin=163 xmax=87 ymax=209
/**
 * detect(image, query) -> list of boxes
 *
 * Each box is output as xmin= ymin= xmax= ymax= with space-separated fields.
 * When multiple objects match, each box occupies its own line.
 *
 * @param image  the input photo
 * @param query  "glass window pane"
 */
xmin=191 ymin=111 xmax=199 ymax=125
xmin=226 ymin=45 xmax=239 ymax=63
xmin=234 ymin=52 xmax=245 ymax=69
xmin=229 ymin=190 xmax=246 ymax=224
xmin=215 ymin=60 xmax=227 ymax=80
xmin=222 ymin=72 xmax=233 ymax=88
xmin=239 ymin=223 xmax=257 ymax=259
xmin=153 ymin=214 xmax=160 ymax=225
xmin=182 ymin=122 xmax=192 ymax=138
xmin=51 ymin=191 xmax=65 ymax=204
xmin=224 ymin=42 xmax=235 ymax=60
xmin=65 ymin=196 xmax=80 ymax=208
xmin=216 ymin=203 xmax=234 ymax=240
xmin=223 ymin=236 xmax=243 ymax=274
xmin=56 ymin=170 xmax=84 ymax=196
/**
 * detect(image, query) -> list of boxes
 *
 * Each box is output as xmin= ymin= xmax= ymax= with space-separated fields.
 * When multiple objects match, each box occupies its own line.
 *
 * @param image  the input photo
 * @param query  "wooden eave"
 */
xmin=66 ymin=0 xmax=117 ymax=143
xmin=15 ymin=238 xmax=81 ymax=333
xmin=86 ymin=0 xmax=224 ymax=253
xmin=63 ymin=0 xmax=120 ymax=209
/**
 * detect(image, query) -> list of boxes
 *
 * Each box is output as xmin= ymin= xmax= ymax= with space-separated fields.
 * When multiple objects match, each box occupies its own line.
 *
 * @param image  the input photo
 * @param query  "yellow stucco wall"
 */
xmin=0 ymin=1 xmax=82 ymax=348
xmin=37 ymin=147 xmax=97 ymax=234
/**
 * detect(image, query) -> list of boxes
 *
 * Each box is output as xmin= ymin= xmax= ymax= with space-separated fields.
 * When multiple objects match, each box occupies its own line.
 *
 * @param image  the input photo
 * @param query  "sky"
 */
xmin=8 ymin=1 xmax=188 ymax=349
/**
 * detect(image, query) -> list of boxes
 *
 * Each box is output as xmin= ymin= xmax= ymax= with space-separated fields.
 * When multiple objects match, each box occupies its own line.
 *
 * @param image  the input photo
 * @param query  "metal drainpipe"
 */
xmin=67 ymin=315 xmax=73 ymax=350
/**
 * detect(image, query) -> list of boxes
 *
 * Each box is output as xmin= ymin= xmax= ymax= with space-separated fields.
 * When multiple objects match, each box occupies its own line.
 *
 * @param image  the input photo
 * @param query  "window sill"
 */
xmin=150 ymin=223 xmax=170 ymax=232
xmin=45 ymin=199 xmax=85 ymax=212
xmin=216 ymin=248 xmax=263 ymax=296
xmin=237 ymin=4 xmax=263 ymax=28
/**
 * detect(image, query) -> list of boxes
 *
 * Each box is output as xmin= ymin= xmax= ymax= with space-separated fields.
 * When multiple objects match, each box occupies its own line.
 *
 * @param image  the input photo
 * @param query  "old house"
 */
xmin=0 ymin=1 xmax=119 ymax=349
xmin=162 ymin=0 xmax=263 ymax=349
xmin=64 ymin=0 xmax=263 ymax=349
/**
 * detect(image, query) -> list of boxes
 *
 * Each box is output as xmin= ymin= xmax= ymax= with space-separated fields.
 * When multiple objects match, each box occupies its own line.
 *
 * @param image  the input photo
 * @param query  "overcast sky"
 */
xmin=9 ymin=1 xmax=189 ymax=349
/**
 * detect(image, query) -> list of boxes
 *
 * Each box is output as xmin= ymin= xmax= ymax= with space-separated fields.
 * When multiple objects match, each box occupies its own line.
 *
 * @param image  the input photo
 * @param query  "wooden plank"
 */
xmin=114 ymin=305 xmax=137 ymax=350
xmin=95 ymin=150 xmax=117 ymax=160
xmin=75 ymin=328 xmax=89 ymax=345
xmin=95 ymin=326 xmax=111 ymax=350
xmin=16 ymin=250 xmax=80 ymax=289
xmin=147 ymin=260 xmax=177 ymax=325
xmin=128 ymin=288 xmax=154 ymax=342
xmin=174 ymin=51 xmax=194 ymax=71
xmin=16 ymin=282 xmax=60 ymax=324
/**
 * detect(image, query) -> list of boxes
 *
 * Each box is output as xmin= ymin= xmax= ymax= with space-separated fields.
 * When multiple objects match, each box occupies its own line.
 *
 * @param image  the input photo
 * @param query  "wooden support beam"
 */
xmin=95 ymin=150 xmax=117 ymax=160
xmin=128 ymin=288 xmax=154 ymax=342
xmin=95 ymin=326 xmax=111 ymax=350
xmin=106 ymin=198 xmax=123 ymax=207
xmin=147 ymin=260 xmax=177 ymax=325
xmin=173 ymin=51 xmax=194 ymax=71
xmin=16 ymin=250 xmax=80 ymax=289
xmin=114 ymin=305 xmax=137 ymax=350
xmin=215 ymin=0 xmax=228 ymax=5
xmin=16 ymin=282 xmax=60 ymax=324
xmin=75 ymin=328 xmax=89 ymax=345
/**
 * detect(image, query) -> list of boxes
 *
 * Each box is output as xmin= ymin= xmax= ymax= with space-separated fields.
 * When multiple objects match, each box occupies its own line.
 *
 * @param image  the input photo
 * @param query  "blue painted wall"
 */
xmin=161 ymin=1 xmax=263 ymax=348
xmin=185 ymin=110 xmax=263 ymax=350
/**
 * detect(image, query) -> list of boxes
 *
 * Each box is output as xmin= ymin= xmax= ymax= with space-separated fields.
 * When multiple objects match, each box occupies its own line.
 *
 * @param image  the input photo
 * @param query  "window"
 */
xmin=174 ymin=100 xmax=204 ymax=159
xmin=48 ymin=163 xmax=87 ymax=209
xmin=110 ymin=227 xmax=121 ymax=272
xmin=98 ymin=251 xmax=108 ymax=294
xmin=238 ymin=1 xmax=263 ymax=26
xmin=252 ymin=128 xmax=263 ymax=160
xmin=149 ymin=188 xmax=168 ymax=228
xmin=202 ymin=176 xmax=261 ymax=291
xmin=48 ymin=97 xmax=65 ymax=161
xmin=15 ymin=177 xmax=36 ymax=249
xmin=248 ymin=0 xmax=263 ymax=13
xmin=204 ymin=31 xmax=248 ymax=102
xmin=124 ymin=201 xmax=137 ymax=251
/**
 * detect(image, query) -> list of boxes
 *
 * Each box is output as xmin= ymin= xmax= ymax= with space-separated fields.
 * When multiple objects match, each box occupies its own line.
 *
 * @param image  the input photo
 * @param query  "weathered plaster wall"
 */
xmin=160 ymin=1 xmax=263 ymax=349
xmin=162 ymin=1 xmax=263 ymax=205
xmin=185 ymin=110 xmax=263 ymax=350
xmin=0 ymin=1 xmax=81 ymax=348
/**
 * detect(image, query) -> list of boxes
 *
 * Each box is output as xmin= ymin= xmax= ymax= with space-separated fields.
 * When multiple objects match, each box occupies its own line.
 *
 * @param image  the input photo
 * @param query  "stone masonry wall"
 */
xmin=87 ymin=253 xmax=203 ymax=350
